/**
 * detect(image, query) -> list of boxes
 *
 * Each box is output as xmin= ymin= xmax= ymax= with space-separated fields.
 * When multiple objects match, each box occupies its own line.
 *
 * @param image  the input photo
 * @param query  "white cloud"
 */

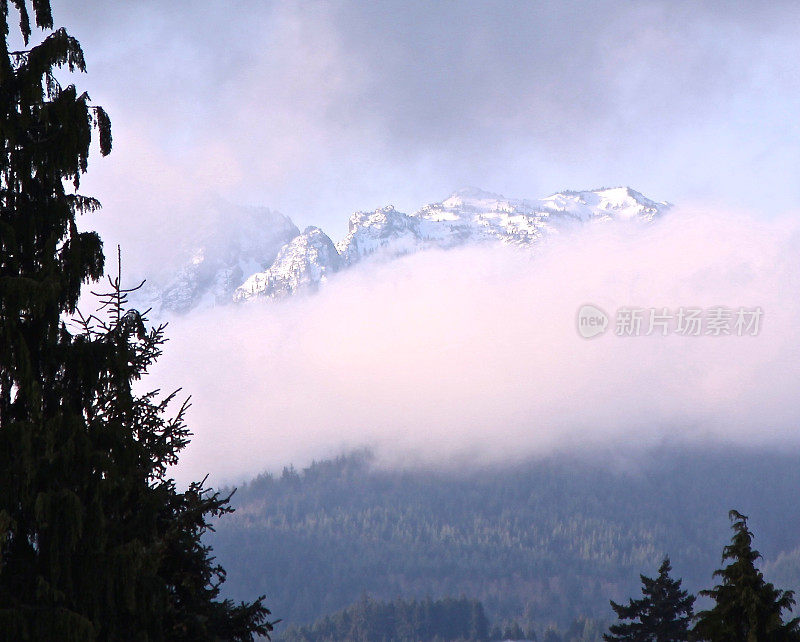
xmin=145 ymin=208 xmax=800 ymax=485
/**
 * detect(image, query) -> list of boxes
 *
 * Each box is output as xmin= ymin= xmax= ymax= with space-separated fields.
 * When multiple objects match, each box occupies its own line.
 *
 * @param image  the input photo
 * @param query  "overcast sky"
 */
xmin=40 ymin=0 xmax=800 ymax=269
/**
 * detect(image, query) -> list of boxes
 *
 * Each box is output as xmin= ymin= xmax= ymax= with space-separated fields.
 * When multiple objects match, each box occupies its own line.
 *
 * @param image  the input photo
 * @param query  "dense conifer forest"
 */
xmin=278 ymin=595 xmax=609 ymax=641
xmin=210 ymin=449 xmax=800 ymax=637
xmin=279 ymin=596 xmax=491 ymax=642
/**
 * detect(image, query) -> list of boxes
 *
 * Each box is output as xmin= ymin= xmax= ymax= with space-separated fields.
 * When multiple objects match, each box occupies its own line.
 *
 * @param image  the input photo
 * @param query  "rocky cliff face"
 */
xmin=234 ymin=226 xmax=342 ymax=301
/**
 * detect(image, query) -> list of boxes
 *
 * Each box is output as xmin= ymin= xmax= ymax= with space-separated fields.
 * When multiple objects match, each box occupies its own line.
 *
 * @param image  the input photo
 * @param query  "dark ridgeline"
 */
xmin=0 ymin=1 xmax=270 ymax=639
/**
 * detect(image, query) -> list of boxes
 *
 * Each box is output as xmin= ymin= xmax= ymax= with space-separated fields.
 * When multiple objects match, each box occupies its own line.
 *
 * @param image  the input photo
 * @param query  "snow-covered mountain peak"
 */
xmin=337 ymin=206 xmax=420 ymax=265
xmin=436 ymin=187 xmax=520 ymax=216
xmin=234 ymin=226 xmax=342 ymax=301
xmin=538 ymin=186 xmax=670 ymax=222
xmin=147 ymin=186 xmax=671 ymax=309
xmin=441 ymin=186 xmax=506 ymax=207
xmin=346 ymin=205 xmax=404 ymax=232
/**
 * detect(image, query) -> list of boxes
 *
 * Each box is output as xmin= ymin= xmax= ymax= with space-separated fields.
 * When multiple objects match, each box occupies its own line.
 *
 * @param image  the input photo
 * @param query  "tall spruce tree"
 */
xmin=0 ymin=2 xmax=271 ymax=639
xmin=692 ymin=510 xmax=800 ymax=642
xmin=604 ymin=557 xmax=695 ymax=642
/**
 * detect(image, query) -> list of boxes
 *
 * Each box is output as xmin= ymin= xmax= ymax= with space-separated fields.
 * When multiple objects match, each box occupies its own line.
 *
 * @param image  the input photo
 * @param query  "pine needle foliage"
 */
xmin=0 ymin=2 xmax=272 ymax=639
xmin=604 ymin=557 xmax=694 ymax=642
xmin=692 ymin=510 xmax=800 ymax=642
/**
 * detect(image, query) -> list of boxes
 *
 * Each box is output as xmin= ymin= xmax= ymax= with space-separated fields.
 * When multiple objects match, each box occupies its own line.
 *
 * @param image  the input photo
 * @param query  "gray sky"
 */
xmin=49 ymin=0 xmax=800 ymax=268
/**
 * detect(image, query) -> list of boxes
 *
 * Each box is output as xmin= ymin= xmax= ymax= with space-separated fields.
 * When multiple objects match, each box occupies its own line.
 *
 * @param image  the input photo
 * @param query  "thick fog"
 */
xmin=139 ymin=208 xmax=800 ymax=485
xmin=39 ymin=1 xmax=800 ymax=483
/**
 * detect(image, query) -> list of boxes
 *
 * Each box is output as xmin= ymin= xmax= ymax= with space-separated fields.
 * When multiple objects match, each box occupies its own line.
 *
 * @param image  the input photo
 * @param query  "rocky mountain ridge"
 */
xmin=145 ymin=187 xmax=670 ymax=313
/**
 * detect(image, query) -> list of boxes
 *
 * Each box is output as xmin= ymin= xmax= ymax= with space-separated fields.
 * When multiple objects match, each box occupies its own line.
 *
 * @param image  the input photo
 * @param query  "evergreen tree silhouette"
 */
xmin=692 ymin=510 xmax=800 ymax=642
xmin=604 ymin=557 xmax=694 ymax=642
xmin=0 ymin=2 xmax=271 ymax=639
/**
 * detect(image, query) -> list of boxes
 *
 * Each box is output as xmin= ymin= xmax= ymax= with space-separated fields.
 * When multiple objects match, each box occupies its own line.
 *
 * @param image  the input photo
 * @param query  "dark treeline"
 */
xmin=280 ymin=596 xmax=490 ymax=642
xmin=211 ymin=449 xmax=800 ymax=632
xmin=278 ymin=595 xmax=608 ymax=642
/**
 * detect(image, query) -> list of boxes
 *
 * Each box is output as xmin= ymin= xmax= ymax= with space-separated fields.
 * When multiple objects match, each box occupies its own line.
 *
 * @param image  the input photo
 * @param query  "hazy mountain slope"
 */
xmin=137 ymin=202 xmax=300 ymax=314
xmin=210 ymin=449 xmax=800 ymax=633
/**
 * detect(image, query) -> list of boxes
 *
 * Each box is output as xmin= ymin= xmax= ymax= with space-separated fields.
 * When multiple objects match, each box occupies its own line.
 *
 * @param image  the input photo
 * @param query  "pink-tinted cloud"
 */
xmin=144 ymin=208 xmax=800 ymax=485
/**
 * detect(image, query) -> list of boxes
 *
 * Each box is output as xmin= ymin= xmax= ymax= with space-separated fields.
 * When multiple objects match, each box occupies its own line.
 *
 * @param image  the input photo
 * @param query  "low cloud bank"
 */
xmin=147 ymin=208 xmax=800 ymax=485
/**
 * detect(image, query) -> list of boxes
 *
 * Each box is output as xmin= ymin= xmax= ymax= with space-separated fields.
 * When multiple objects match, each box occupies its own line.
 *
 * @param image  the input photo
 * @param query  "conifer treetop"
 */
xmin=693 ymin=510 xmax=800 ymax=642
xmin=605 ymin=556 xmax=695 ymax=642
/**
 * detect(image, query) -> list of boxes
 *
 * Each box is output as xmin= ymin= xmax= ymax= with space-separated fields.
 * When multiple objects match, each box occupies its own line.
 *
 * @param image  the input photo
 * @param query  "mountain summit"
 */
xmin=147 ymin=187 xmax=670 ymax=313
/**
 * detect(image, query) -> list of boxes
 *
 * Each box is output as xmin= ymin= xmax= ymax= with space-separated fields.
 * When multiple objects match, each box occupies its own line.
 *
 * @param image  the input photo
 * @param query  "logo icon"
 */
xmin=577 ymin=304 xmax=608 ymax=339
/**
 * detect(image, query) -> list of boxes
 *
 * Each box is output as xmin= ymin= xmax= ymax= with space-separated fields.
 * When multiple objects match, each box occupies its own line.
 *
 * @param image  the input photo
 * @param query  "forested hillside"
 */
xmin=280 ymin=596 xmax=490 ymax=642
xmin=210 ymin=449 xmax=800 ymax=635
xmin=279 ymin=595 xmax=608 ymax=642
